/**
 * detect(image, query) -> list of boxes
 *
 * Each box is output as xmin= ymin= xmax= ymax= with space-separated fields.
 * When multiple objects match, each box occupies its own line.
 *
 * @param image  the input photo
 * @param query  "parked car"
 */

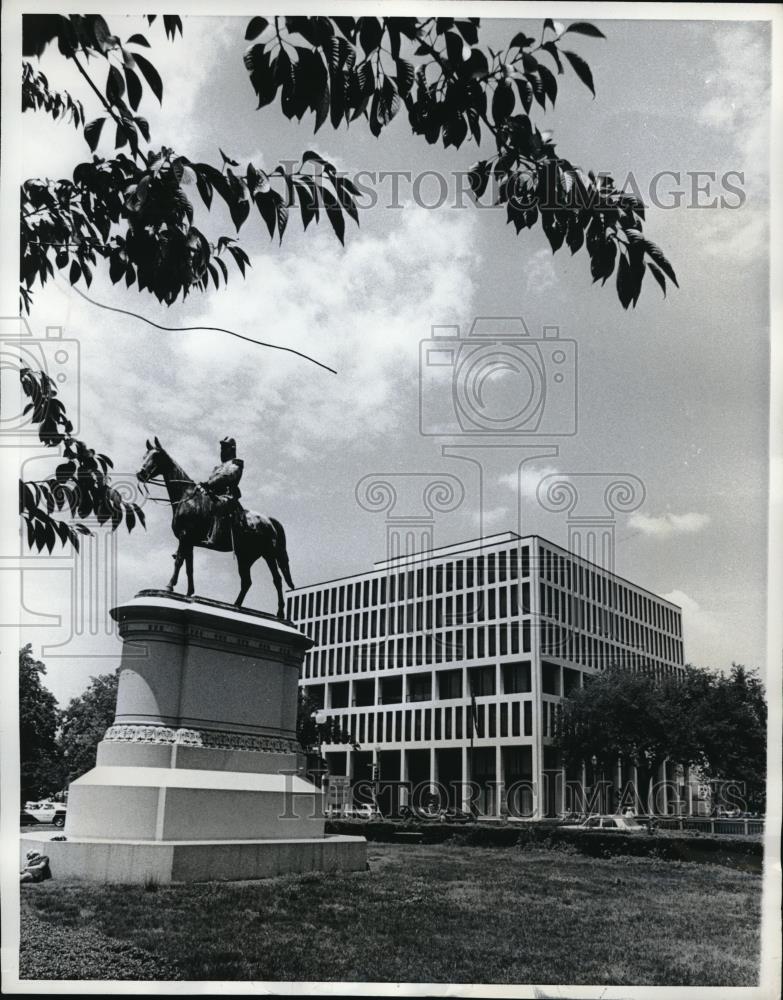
xmin=331 ymin=804 xmax=382 ymax=820
xmin=21 ymin=801 xmax=66 ymax=828
xmin=562 ymin=814 xmax=644 ymax=833
xmin=440 ymin=807 xmax=475 ymax=824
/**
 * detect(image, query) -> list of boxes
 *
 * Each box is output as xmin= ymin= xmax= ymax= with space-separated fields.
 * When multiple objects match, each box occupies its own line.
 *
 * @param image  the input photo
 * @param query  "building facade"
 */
xmin=287 ymin=532 xmax=685 ymax=819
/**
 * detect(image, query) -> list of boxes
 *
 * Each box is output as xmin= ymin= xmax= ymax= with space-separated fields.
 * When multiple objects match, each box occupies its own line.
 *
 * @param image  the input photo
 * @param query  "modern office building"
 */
xmin=287 ymin=532 xmax=684 ymax=818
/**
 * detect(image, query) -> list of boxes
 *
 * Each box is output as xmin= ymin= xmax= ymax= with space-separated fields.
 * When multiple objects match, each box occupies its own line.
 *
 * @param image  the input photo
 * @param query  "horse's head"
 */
xmin=137 ymin=437 xmax=167 ymax=484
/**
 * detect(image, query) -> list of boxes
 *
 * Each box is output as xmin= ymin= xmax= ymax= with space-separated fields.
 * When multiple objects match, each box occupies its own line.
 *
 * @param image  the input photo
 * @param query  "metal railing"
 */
xmin=654 ymin=816 xmax=763 ymax=836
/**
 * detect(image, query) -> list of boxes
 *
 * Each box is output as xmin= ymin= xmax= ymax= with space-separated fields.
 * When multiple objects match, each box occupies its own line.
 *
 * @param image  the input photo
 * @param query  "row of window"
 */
xmin=302 ymin=618 xmax=681 ymax=681
xmin=540 ymin=582 xmax=680 ymax=640
xmin=539 ymin=621 xmax=684 ymax=669
xmin=288 ymin=546 xmax=533 ymax=623
xmin=539 ymin=546 xmax=680 ymax=635
xmin=319 ymin=698 xmax=536 ymax=746
xmin=302 ymin=621 xmax=533 ymax=678
xmin=289 ymin=544 xmax=680 ymax=642
xmin=305 ymin=661 xmax=538 ymax=709
xmin=300 ymin=582 xmax=533 ymax=646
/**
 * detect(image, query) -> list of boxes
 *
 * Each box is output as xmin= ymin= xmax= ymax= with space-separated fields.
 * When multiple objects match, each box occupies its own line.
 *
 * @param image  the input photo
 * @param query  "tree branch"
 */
xmin=71 ymin=51 xmax=149 ymax=166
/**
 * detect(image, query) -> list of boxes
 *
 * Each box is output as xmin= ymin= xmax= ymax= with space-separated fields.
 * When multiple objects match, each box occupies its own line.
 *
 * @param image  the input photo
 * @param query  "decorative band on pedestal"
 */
xmin=103 ymin=724 xmax=299 ymax=755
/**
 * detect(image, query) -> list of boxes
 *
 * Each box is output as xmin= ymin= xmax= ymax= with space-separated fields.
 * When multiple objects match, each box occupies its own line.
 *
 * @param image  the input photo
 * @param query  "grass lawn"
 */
xmin=20 ymin=843 xmax=761 ymax=985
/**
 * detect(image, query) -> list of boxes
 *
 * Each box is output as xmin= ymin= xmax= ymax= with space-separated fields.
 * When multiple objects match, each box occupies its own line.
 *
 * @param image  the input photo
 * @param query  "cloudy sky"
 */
xmin=6 ymin=10 xmax=773 ymax=704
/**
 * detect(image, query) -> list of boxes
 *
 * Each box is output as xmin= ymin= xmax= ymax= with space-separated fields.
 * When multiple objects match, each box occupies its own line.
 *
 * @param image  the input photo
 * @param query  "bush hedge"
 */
xmin=325 ymin=819 xmax=762 ymax=871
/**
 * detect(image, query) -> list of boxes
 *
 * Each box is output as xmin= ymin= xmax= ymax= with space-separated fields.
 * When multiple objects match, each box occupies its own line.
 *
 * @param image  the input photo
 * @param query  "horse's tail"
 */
xmin=270 ymin=518 xmax=294 ymax=589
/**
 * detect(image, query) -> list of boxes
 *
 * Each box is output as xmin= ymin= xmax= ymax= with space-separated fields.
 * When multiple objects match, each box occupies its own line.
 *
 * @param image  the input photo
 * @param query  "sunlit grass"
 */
xmin=21 ymin=843 xmax=761 ymax=985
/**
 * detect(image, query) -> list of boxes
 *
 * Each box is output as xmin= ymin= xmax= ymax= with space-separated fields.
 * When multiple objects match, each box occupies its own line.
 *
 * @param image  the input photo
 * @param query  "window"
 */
xmin=408 ymin=672 xmax=432 ymax=703
xmin=468 ymin=665 xmax=495 ymax=697
xmin=330 ymin=681 xmax=349 ymax=709
xmin=438 ymin=668 xmax=462 ymax=700
xmin=503 ymin=661 xmax=531 ymax=694
xmin=380 ymin=676 xmax=402 ymax=705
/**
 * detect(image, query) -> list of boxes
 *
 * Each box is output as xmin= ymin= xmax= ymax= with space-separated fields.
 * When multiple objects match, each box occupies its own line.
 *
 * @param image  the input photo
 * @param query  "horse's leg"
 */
xmin=185 ymin=545 xmax=195 ymax=597
xmin=264 ymin=555 xmax=286 ymax=620
xmin=234 ymin=555 xmax=252 ymax=607
xmin=167 ymin=539 xmax=186 ymax=592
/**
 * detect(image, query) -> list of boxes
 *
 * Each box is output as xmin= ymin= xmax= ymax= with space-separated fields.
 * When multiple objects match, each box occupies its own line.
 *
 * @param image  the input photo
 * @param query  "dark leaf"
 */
xmin=84 ymin=117 xmax=106 ymax=152
xmin=643 ymin=239 xmax=679 ymax=287
xmin=133 ymin=53 xmax=164 ymax=103
xmin=492 ymin=79 xmax=515 ymax=124
xmin=563 ymin=50 xmax=595 ymax=96
xmin=542 ymin=41 xmax=564 ymax=74
xmin=301 ymin=150 xmax=336 ymax=172
xmin=321 ymin=186 xmax=345 ymax=245
xmin=126 ymin=33 xmax=150 ymax=47
xmin=230 ymin=196 xmax=250 ymax=232
xmin=616 ymin=252 xmax=634 ymax=309
xmin=254 ymin=190 xmax=278 ymax=239
xmin=395 ymin=58 xmax=415 ymax=97
xmin=537 ymin=63 xmax=558 ymax=106
xmin=106 ymin=65 xmax=125 ymax=104
xmin=541 ymin=211 xmax=565 ymax=253
xmin=219 ymin=147 xmax=240 ymax=167
xmin=564 ymin=22 xmax=606 ymax=39
xmin=358 ymin=16 xmax=383 ymax=55
xmin=245 ymin=16 xmax=269 ymax=40
xmin=647 ymin=260 xmax=667 ymax=297
xmin=509 ymin=32 xmax=535 ymax=49
xmin=124 ymin=65 xmax=143 ymax=111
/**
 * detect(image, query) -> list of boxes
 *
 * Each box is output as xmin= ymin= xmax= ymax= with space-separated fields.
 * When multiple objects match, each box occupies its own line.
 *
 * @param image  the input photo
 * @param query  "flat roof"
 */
xmin=290 ymin=532 xmax=682 ymax=612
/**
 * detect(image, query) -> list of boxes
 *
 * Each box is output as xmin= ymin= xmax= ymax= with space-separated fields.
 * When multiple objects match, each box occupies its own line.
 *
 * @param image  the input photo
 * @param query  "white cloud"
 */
xmin=524 ymin=247 xmax=558 ymax=296
xmin=697 ymin=24 xmax=770 ymax=263
xmin=628 ymin=511 xmax=710 ymax=538
xmin=176 ymin=203 xmax=477 ymax=446
xmin=472 ymin=506 xmax=509 ymax=528
xmin=22 ymin=15 xmax=236 ymax=179
xmin=498 ymin=465 xmax=564 ymax=501
xmin=662 ymin=589 xmax=722 ymax=660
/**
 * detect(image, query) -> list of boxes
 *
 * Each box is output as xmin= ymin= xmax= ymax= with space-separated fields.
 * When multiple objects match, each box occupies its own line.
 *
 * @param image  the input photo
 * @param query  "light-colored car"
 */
xmin=334 ymin=804 xmax=382 ymax=820
xmin=22 ymin=801 xmax=66 ymax=827
xmin=562 ymin=814 xmax=644 ymax=833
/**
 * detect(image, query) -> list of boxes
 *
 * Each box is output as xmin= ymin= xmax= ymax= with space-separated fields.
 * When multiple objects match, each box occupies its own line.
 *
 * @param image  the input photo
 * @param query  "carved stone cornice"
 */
xmin=103 ymin=724 xmax=298 ymax=754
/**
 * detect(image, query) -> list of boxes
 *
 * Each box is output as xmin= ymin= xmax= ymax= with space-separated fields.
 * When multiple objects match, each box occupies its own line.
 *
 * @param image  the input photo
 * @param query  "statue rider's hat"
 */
xmin=220 ymin=437 xmax=237 ymax=458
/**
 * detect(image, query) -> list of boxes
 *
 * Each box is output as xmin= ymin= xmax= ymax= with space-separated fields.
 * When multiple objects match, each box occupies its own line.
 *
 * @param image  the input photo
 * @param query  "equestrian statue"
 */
xmin=136 ymin=436 xmax=294 ymax=618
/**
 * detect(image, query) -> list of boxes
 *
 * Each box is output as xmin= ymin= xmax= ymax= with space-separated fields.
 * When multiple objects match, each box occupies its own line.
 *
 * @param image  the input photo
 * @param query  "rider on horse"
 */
xmin=198 ymin=436 xmax=244 ymax=549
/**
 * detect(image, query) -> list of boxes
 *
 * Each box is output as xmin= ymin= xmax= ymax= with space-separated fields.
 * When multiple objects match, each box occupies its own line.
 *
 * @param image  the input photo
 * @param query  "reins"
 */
xmin=138 ymin=476 xmax=195 ymax=508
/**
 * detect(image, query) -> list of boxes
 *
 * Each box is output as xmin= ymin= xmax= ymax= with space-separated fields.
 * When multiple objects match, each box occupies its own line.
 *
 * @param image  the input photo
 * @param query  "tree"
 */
xmin=694 ymin=663 xmax=766 ymax=811
xmin=19 ymin=644 xmax=63 ymax=801
xmin=19 ymin=368 xmax=146 ymax=553
xmin=555 ymin=662 xmax=768 ymax=813
xmin=21 ymin=14 xmax=676 ymax=312
xmin=58 ymin=670 xmax=119 ymax=784
xmin=297 ymin=687 xmax=358 ymax=754
xmin=555 ymin=665 xmax=669 ymax=809
xmin=19 ymin=14 xmax=679 ymax=554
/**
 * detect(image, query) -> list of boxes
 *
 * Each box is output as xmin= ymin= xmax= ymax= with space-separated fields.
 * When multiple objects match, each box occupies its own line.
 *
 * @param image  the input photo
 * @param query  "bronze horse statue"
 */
xmin=136 ymin=438 xmax=294 ymax=617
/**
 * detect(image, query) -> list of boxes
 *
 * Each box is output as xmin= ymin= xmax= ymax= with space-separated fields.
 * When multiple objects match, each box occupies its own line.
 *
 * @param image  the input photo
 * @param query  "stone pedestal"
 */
xmin=21 ymin=590 xmax=365 ymax=883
